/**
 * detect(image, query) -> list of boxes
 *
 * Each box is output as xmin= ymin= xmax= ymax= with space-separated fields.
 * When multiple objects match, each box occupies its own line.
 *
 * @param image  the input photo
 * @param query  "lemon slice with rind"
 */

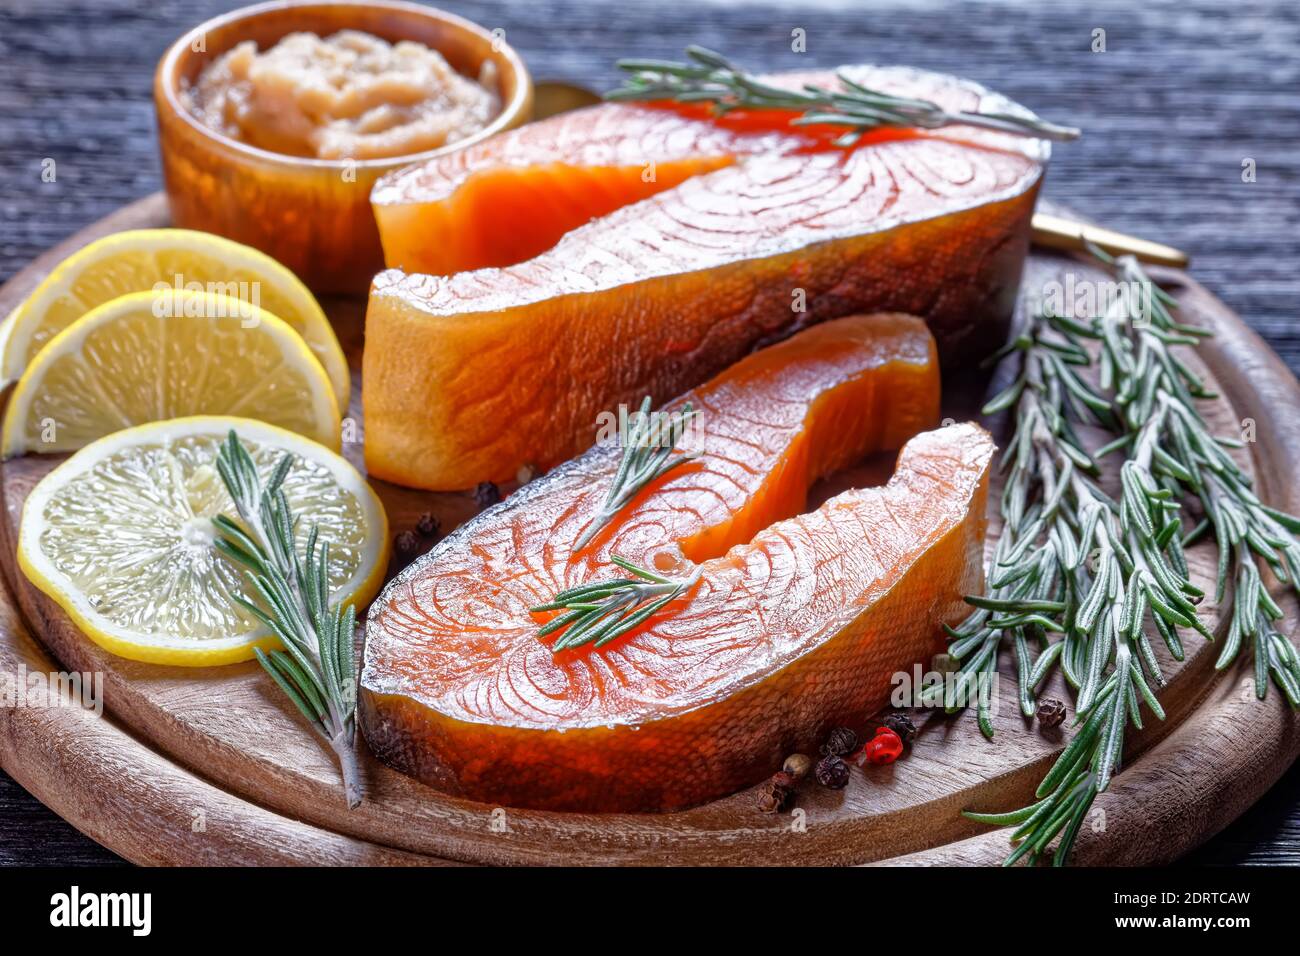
xmin=1 ymin=229 xmax=350 ymax=413
xmin=17 ymin=416 xmax=389 ymax=666
xmin=2 ymin=289 xmax=340 ymax=458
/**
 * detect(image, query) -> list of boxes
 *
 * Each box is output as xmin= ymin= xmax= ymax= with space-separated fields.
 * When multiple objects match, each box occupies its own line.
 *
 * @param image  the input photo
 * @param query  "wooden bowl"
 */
xmin=154 ymin=0 xmax=533 ymax=293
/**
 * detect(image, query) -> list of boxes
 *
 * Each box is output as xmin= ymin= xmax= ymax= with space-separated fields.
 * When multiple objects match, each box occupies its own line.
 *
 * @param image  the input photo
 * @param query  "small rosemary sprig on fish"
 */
xmin=942 ymin=249 xmax=1300 ymax=865
xmin=211 ymin=431 xmax=363 ymax=809
xmin=606 ymin=46 xmax=1080 ymax=147
xmin=532 ymin=556 xmax=698 ymax=652
xmin=575 ymin=396 xmax=697 ymax=550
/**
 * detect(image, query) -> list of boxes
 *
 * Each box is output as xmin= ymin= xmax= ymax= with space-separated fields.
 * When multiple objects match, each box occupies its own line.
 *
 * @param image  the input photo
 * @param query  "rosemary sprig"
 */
xmin=210 ymin=431 xmax=362 ymax=809
xmin=920 ymin=304 xmax=1108 ymax=730
xmin=607 ymin=46 xmax=1080 ymax=147
xmin=531 ymin=556 xmax=698 ymax=652
xmin=575 ymin=396 xmax=697 ymax=550
xmin=945 ymin=249 xmax=1300 ymax=865
xmin=1095 ymin=250 xmax=1300 ymax=702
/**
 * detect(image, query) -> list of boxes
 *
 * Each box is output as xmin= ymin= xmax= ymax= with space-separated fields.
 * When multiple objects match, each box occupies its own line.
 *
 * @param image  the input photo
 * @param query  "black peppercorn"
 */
xmin=820 ymin=726 xmax=857 ymax=757
xmin=415 ymin=511 xmax=440 ymax=538
xmin=394 ymin=529 xmax=421 ymax=557
xmin=815 ymin=754 xmax=850 ymax=790
xmin=757 ymin=776 xmax=794 ymax=813
xmin=1037 ymin=697 xmax=1067 ymax=728
xmin=474 ymin=481 xmax=501 ymax=508
xmin=881 ymin=712 xmax=917 ymax=746
xmin=391 ymin=529 xmax=423 ymax=572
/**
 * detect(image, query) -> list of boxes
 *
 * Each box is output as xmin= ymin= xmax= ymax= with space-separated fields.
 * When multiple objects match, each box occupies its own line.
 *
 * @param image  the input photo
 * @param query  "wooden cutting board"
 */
xmin=1 ymin=194 xmax=1298 ymax=866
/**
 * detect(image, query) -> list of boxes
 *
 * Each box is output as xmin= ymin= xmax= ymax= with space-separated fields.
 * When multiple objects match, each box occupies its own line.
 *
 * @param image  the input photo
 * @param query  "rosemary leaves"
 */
xmin=607 ymin=46 xmax=1080 ymax=147
xmin=211 ymin=431 xmax=363 ymax=808
xmin=946 ymin=250 xmax=1300 ymax=865
xmin=1095 ymin=251 xmax=1300 ymax=702
xmin=541 ymin=398 xmax=699 ymax=649
xmin=575 ymin=396 xmax=697 ymax=550
xmin=532 ymin=556 xmax=697 ymax=652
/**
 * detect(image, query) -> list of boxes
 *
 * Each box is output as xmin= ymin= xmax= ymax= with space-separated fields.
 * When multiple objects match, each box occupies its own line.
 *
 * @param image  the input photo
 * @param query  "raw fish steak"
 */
xmin=361 ymin=314 xmax=993 ymax=812
xmin=364 ymin=66 xmax=1042 ymax=489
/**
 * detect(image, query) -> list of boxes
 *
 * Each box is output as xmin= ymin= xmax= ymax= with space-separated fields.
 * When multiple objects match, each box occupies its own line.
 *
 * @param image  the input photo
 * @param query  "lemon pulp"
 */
xmin=19 ymin=417 xmax=388 ymax=666
xmin=1 ymin=229 xmax=349 ymax=413
xmin=3 ymin=290 xmax=340 ymax=457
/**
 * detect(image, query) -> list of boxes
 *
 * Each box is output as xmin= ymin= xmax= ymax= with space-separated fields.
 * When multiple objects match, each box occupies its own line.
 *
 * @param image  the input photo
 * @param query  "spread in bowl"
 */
xmin=182 ymin=29 xmax=500 ymax=161
xmin=155 ymin=1 xmax=532 ymax=293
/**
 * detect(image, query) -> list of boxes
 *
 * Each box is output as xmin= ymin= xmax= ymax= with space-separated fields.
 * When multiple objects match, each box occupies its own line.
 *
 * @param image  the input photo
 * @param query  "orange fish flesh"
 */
xmin=364 ymin=66 xmax=1042 ymax=490
xmin=360 ymin=314 xmax=994 ymax=812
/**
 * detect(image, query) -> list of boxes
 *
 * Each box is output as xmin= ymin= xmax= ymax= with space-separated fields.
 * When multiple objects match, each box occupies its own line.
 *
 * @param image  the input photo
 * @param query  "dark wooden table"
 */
xmin=1 ymin=0 xmax=1298 ymax=866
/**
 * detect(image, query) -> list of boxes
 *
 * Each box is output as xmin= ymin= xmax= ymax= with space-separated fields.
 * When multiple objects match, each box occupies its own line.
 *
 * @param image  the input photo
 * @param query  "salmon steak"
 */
xmin=364 ymin=65 xmax=1043 ymax=490
xmin=360 ymin=314 xmax=995 ymax=812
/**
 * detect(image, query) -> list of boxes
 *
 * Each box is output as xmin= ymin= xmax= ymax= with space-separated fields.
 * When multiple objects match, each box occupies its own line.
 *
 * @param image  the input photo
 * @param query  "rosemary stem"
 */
xmin=946 ymin=109 xmax=1081 ymax=142
xmin=212 ymin=432 xmax=363 ymax=809
xmin=534 ymin=560 xmax=698 ymax=652
xmin=332 ymin=728 xmax=363 ymax=810
xmin=607 ymin=47 xmax=1080 ymax=145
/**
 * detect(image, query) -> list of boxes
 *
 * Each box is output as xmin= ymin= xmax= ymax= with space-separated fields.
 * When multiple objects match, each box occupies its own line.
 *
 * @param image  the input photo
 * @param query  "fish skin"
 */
xmin=364 ymin=66 xmax=1043 ymax=490
xmin=360 ymin=314 xmax=993 ymax=812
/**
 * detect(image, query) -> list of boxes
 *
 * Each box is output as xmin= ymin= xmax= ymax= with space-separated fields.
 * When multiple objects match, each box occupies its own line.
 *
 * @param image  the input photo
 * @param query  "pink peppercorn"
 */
xmin=864 ymin=727 xmax=904 ymax=765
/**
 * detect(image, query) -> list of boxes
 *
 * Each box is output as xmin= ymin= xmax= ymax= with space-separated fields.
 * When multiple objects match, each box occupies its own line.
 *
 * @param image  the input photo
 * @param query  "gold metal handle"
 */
xmin=1031 ymin=212 xmax=1190 ymax=268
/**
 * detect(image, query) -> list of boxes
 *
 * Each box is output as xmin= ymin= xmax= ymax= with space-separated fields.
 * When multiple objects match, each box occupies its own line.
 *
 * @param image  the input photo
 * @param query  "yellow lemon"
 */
xmin=2 ymin=229 xmax=349 ymax=413
xmin=18 ymin=416 xmax=389 ymax=666
xmin=3 ymin=289 xmax=340 ymax=457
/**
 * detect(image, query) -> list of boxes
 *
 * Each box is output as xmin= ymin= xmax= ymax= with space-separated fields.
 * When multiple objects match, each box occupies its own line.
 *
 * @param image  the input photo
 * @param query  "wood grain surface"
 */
xmin=1 ymin=196 xmax=1297 ymax=866
xmin=0 ymin=573 xmax=444 ymax=866
xmin=1 ymin=0 xmax=1298 ymax=865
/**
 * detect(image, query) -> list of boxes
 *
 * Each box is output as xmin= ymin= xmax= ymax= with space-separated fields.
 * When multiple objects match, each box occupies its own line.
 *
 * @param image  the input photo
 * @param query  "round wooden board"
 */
xmin=2 ymin=194 xmax=1298 ymax=867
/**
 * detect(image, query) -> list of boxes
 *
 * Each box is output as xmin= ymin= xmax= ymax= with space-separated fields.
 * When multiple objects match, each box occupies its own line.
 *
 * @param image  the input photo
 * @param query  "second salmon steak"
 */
xmin=360 ymin=314 xmax=994 ymax=812
xmin=364 ymin=66 xmax=1045 ymax=489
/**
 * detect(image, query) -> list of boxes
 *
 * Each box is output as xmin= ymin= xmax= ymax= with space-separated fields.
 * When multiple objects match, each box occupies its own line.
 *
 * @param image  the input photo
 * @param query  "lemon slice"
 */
xmin=2 ymin=289 xmax=340 ymax=458
xmin=18 ymin=416 xmax=389 ymax=666
xmin=1 ymin=229 xmax=350 ymax=413
xmin=0 ymin=306 xmax=16 ymax=357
